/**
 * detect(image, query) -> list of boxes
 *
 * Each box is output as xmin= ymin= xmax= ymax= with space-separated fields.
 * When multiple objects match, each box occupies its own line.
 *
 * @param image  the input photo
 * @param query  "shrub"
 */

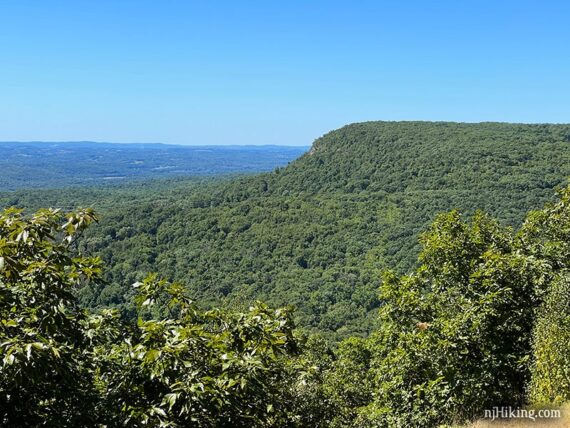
xmin=529 ymin=274 xmax=570 ymax=404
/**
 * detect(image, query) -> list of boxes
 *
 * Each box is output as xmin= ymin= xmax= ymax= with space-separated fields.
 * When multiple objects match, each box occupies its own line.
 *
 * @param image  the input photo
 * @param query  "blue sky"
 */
xmin=1 ymin=1 xmax=569 ymax=146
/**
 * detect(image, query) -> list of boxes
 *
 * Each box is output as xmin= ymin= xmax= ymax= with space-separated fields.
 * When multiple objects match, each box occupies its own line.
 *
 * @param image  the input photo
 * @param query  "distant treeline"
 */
xmin=0 ymin=142 xmax=307 ymax=190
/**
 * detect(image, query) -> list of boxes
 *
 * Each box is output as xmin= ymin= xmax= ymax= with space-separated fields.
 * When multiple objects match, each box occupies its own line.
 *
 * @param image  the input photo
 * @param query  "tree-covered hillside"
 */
xmin=258 ymin=121 xmax=570 ymax=195
xmin=3 ymin=121 xmax=570 ymax=336
xmin=4 ymin=187 xmax=570 ymax=426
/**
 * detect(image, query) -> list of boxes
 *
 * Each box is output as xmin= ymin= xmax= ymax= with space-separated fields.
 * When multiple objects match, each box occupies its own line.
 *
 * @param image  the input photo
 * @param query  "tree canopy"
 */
xmin=4 ymin=122 xmax=570 ymax=337
xmin=3 ymin=121 xmax=570 ymax=426
xmin=2 ymin=184 xmax=570 ymax=426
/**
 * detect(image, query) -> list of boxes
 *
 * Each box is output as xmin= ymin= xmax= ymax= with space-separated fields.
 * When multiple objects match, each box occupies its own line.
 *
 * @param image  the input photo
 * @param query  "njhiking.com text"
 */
xmin=484 ymin=406 xmax=561 ymax=422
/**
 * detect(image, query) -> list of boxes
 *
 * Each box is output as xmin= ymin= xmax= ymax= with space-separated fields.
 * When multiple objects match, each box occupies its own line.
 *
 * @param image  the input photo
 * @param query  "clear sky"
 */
xmin=1 ymin=1 xmax=569 ymax=146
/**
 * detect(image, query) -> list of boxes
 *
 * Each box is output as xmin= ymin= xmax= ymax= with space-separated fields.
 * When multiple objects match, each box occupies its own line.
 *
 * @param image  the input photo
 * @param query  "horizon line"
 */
xmin=0 ymin=140 xmax=310 ymax=148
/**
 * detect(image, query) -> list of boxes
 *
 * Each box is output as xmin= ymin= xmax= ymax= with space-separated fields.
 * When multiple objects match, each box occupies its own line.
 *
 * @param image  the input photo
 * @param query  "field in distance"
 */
xmin=0 ymin=141 xmax=307 ymax=190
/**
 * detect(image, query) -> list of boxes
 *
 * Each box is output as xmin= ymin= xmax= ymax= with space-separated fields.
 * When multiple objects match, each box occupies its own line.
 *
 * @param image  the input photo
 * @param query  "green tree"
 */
xmin=517 ymin=186 xmax=570 ymax=405
xmin=529 ymin=275 xmax=570 ymax=404
xmin=0 ymin=207 xmax=101 ymax=426
xmin=94 ymin=274 xmax=299 ymax=427
xmin=327 ymin=211 xmax=551 ymax=427
xmin=0 ymin=207 xmax=304 ymax=427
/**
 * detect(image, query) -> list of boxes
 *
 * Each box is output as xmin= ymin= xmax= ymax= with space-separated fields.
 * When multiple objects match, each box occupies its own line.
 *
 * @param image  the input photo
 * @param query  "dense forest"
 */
xmin=2 ymin=121 xmax=570 ymax=425
xmin=2 ymin=184 xmax=570 ymax=426
xmin=4 ymin=0 xmax=569 ymax=422
xmin=3 ymin=122 xmax=570 ymax=338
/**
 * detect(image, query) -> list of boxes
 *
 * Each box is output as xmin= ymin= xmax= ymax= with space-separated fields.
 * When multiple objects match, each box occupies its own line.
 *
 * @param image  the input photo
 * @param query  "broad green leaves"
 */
xmin=4 ymin=180 xmax=570 ymax=427
xmin=323 ymin=189 xmax=570 ymax=427
xmin=0 ymin=208 xmax=302 ymax=427
xmin=95 ymin=283 xmax=298 ymax=427
xmin=0 ymin=208 xmax=100 ymax=426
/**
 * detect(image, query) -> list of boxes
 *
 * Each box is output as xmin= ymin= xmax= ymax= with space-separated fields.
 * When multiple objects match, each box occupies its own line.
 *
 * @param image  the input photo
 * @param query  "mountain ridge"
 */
xmin=4 ymin=121 xmax=570 ymax=336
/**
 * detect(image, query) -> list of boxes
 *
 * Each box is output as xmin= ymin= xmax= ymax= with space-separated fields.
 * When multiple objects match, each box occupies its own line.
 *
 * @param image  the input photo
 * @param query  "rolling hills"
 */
xmin=3 ymin=121 xmax=570 ymax=336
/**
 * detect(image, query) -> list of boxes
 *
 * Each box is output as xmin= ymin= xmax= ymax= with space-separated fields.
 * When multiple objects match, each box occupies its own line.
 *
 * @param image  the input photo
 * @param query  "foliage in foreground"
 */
xmin=320 ymin=187 xmax=570 ymax=427
xmin=0 ymin=208 xmax=305 ymax=427
xmin=3 ymin=184 xmax=570 ymax=427
xmin=529 ymin=275 xmax=570 ymax=405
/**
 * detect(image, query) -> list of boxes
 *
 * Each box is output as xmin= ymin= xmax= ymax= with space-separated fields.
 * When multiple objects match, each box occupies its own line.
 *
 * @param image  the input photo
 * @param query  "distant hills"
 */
xmin=4 ymin=122 xmax=570 ymax=336
xmin=0 ymin=141 xmax=308 ymax=190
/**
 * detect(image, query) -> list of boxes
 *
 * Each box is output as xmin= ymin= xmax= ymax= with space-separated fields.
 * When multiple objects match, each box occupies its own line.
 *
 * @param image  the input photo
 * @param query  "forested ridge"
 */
xmin=3 ymin=121 xmax=570 ymax=426
xmin=3 ymin=121 xmax=570 ymax=337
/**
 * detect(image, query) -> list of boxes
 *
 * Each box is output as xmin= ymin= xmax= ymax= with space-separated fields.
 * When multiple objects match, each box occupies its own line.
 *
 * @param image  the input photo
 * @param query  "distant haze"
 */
xmin=0 ymin=142 xmax=307 ymax=190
